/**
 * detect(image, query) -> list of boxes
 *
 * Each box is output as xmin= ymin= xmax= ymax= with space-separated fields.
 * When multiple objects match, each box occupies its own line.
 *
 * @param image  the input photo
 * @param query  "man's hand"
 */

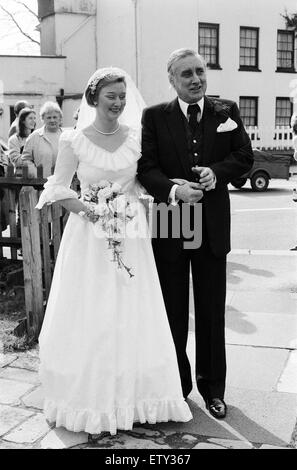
xmin=175 ymin=182 xmax=204 ymax=204
xmin=170 ymin=178 xmax=189 ymax=185
xmin=192 ymin=166 xmax=216 ymax=191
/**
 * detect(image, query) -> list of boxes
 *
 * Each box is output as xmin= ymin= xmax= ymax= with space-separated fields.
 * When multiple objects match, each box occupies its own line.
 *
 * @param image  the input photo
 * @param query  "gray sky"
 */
xmin=0 ymin=0 xmax=40 ymax=55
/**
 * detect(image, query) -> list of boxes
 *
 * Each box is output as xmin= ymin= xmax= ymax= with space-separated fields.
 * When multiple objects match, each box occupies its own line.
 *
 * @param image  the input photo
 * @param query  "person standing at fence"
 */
xmin=8 ymin=107 xmax=37 ymax=237
xmin=21 ymin=101 xmax=63 ymax=178
xmin=8 ymin=107 xmax=36 ymax=175
xmin=0 ymin=146 xmax=8 ymax=232
xmin=8 ymin=100 xmax=31 ymax=138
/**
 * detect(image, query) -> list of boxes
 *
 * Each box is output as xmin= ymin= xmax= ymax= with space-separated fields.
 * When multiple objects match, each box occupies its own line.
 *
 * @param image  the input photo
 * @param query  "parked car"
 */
xmin=230 ymin=149 xmax=291 ymax=192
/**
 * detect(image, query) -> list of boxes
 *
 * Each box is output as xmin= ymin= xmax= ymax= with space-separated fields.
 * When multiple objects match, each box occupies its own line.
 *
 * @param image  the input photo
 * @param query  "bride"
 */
xmin=36 ymin=67 xmax=192 ymax=435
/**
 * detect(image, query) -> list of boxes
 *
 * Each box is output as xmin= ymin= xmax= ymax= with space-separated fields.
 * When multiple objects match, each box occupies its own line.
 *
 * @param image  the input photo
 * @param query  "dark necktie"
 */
xmin=187 ymin=104 xmax=201 ymax=133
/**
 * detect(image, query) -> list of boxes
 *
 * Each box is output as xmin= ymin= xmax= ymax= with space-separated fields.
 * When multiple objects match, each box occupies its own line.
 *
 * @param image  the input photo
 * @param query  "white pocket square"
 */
xmin=216 ymin=117 xmax=238 ymax=133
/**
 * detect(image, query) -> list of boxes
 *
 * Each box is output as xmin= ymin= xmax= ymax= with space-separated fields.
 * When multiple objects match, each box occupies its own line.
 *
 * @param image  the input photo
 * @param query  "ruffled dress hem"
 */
xmin=43 ymin=397 xmax=192 ymax=435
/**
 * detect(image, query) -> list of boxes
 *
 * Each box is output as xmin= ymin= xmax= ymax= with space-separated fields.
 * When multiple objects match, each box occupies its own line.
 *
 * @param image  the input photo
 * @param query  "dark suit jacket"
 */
xmin=137 ymin=96 xmax=254 ymax=257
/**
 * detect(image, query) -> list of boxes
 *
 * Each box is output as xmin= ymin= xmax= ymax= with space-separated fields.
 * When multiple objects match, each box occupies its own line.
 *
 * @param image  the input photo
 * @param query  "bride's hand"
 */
xmin=84 ymin=209 xmax=100 ymax=223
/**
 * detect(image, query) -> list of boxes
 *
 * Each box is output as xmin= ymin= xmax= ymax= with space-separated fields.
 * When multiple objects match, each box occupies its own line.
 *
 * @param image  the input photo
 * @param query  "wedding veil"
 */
xmin=76 ymin=67 xmax=146 ymax=130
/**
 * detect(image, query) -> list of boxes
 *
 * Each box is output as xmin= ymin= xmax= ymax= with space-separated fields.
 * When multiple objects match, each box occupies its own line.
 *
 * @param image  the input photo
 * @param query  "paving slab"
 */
xmin=226 ymin=253 xmax=297 ymax=292
xmin=0 ymin=440 xmax=33 ymax=449
xmin=22 ymin=385 xmax=44 ymax=410
xmin=193 ymin=442 xmax=227 ymax=449
xmin=0 ymin=353 xmax=18 ymax=368
xmin=40 ymin=427 xmax=89 ymax=449
xmin=260 ymin=444 xmax=292 ymax=449
xmin=0 ymin=366 xmax=40 ymax=384
xmin=0 ymin=378 xmax=34 ymax=405
xmin=0 ymin=405 xmax=34 ymax=437
xmin=225 ymin=311 xmax=297 ymax=348
xmin=4 ymin=412 xmax=52 ymax=444
xmin=151 ymin=388 xmax=296 ymax=447
xmin=277 ymin=350 xmax=297 ymax=393
xmin=187 ymin=334 xmax=292 ymax=391
xmin=231 ymin=210 xmax=297 ymax=250
xmin=226 ymin=345 xmax=289 ymax=392
xmin=85 ymin=433 xmax=172 ymax=450
xmin=227 ymin=291 xmax=297 ymax=315
xmin=222 ymin=387 xmax=297 ymax=446
xmin=10 ymin=355 xmax=40 ymax=372
xmin=208 ymin=437 xmax=253 ymax=449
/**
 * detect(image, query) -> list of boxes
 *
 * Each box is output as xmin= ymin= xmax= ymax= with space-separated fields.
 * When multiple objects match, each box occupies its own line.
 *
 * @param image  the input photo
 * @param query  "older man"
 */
xmin=137 ymin=48 xmax=253 ymax=419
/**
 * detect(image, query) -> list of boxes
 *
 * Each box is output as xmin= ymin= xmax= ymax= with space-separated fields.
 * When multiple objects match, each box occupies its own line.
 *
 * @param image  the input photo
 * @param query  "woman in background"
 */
xmin=8 ymin=107 xmax=36 ymax=175
xmin=21 ymin=101 xmax=63 ymax=178
xmin=8 ymin=107 xmax=36 ymax=237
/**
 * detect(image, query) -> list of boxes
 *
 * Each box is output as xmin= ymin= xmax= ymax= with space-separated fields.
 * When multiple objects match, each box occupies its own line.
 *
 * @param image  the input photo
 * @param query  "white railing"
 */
xmin=246 ymin=126 xmax=293 ymax=150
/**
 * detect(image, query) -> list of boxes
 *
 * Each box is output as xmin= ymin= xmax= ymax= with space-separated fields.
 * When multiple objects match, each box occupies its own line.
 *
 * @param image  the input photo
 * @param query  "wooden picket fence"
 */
xmin=0 ymin=164 xmax=80 ymax=339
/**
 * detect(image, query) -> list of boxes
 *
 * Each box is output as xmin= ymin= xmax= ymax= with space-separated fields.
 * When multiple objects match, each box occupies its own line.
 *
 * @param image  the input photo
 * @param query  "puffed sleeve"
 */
xmin=36 ymin=130 xmax=79 ymax=209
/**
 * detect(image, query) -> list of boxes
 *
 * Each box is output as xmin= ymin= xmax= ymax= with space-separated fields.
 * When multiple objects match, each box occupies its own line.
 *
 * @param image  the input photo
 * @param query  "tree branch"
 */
xmin=0 ymin=4 xmax=40 ymax=45
xmin=13 ymin=0 xmax=39 ymax=20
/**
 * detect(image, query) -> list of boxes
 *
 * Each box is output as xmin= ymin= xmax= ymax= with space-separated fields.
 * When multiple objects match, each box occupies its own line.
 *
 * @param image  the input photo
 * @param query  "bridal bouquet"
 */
xmin=81 ymin=180 xmax=135 ymax=278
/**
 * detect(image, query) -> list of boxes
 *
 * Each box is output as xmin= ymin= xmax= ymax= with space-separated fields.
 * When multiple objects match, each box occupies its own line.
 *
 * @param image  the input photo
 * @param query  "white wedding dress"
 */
xmin=36 ymin=128 xmax=192 ymax=435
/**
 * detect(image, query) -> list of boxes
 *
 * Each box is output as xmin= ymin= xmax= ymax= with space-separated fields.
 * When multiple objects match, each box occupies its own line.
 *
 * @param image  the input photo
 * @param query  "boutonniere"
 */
xmin=212 ymin=100 xmax=231 ymax=123
xmin=211 ymin=100 xmax=238 ymax=132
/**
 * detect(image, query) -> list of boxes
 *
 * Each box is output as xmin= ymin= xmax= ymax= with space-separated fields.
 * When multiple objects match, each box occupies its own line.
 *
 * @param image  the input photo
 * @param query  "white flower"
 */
xmin=98 ymin=186 xmax=114 ymax=199
xmin=113 ymin=194 xmax=128 ymax=215
xmin=97 ymin=180 xmax=110 ymax=189
xmin=111 ymin=182 xmax=121 ymax=193
xmin=126 ymin=203 xmax=136 ymax=218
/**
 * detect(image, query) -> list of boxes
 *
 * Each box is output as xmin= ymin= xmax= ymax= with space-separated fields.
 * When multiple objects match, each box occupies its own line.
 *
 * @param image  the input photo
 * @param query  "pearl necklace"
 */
xmin=92 ymin=123 xmax=120 ymax=135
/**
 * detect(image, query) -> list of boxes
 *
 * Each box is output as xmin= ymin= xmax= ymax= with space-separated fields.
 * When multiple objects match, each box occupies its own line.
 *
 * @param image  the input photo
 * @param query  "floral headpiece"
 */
xmin=87 ymin=67 xmax=126 ymax=94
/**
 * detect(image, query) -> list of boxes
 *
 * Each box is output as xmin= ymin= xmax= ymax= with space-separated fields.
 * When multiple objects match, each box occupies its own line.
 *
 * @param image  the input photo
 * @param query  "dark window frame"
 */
xmin=239 ymin=26 xmax=260 ymax=71
xmin=276 ymin=29 xmax=296 ymax=73
xmin=275 ymin=97 xmax=293 ymax=126
xmin=198 ymin=22 xmax=222 ymax=70
xmin=239 ymin=96 xmax=258 ymax=126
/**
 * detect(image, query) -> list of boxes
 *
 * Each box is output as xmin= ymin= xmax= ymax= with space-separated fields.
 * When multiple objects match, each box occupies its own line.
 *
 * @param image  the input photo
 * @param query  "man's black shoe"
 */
xmin=205 ymin=398 xmax=227 ymax=419
xmin=290 ymin=246 xmax=297 ymax=251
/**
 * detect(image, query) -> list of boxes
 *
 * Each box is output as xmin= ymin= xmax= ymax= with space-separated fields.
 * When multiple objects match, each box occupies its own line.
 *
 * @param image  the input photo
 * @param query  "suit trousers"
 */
xmin=152 ymin=210 xmax=227 ymax=400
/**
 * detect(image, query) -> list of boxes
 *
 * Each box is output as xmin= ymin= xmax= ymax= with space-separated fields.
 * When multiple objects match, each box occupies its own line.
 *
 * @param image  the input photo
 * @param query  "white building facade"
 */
xmin=0 ymin=0 xmax=296 ymax=150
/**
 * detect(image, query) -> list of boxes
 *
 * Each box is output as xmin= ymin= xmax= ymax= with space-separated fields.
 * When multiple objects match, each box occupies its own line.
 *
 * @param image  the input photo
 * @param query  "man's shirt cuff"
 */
xmin=168 ymin=184 xmax=179 ymax=205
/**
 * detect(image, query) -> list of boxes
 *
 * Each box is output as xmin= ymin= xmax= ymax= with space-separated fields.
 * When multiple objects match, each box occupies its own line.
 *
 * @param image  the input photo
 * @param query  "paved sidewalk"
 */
xmin=0 ymin=250 xmax=296 ymax=449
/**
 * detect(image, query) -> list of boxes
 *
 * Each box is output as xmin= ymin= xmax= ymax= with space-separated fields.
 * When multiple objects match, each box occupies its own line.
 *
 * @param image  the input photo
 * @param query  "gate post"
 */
xmin=19 ymin=186 xmax=44 ymax=339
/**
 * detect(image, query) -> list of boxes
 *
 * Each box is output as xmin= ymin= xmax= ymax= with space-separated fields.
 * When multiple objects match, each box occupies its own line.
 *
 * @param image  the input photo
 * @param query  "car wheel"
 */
xmin=250 ymin=172 xmax=269 ymax=191
xmin=231 ymin=177 xmax=247 ymax=189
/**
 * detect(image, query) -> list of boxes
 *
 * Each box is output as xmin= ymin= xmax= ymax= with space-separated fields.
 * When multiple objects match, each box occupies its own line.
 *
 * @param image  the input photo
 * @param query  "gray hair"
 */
xmin=40 ymin=101 xmax=63 ymax=120
xmin=167 ymin=48 xmax=206 ymax=77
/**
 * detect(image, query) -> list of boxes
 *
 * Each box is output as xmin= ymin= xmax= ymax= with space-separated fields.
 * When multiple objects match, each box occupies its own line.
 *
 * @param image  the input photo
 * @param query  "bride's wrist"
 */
xmin=78 ymin=208 xmax=99 ymax=222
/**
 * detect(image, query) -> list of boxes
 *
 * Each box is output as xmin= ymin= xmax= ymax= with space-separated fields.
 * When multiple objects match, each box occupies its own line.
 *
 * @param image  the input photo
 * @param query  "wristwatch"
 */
xmin=78 ymin=210 xmax=87 ymax=218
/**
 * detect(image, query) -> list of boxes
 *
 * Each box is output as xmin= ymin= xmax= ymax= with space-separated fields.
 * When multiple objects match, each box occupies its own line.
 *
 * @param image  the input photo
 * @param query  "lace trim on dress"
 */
xmin=35 ymin=174 xmax=78 ymax=209
xmin=64 ymin=128 xmax=141 ymax=171
xmin=43 ymin=397 xmax=192 ymax=435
